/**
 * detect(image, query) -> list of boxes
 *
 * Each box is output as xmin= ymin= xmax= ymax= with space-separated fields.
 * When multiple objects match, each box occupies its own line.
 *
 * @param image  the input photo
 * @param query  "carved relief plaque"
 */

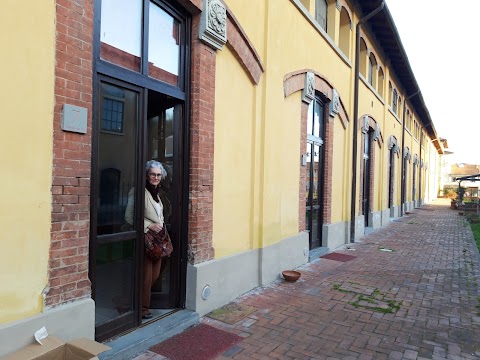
xmin=199 ymin=0 xmax=227 ymax=50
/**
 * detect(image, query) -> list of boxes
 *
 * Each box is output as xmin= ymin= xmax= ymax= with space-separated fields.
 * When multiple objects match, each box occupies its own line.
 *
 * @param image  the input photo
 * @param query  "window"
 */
xmin=388 ymin=82 xmax=392 ymax=106
xmin=101 ymin=84 xmax=125 ymax=133
xmin=368 ymin=53 xmax=377 ymax=89
xmin=315 ymin=0 xmax=327 ymax=31
xmin=99 ymin=0 xmax=184 ymax=87
xmin=368 ymin=57 xmax=373 ymax=85
xmin=378 ymin=68 xmax=384 ymax=98
xmin=339 ymin=7 xmax=351 ymax=57
xmin=392 ymin=89 xmax=398 ymax=114
xmin=360 ymin=39 xmax=367 ymax=77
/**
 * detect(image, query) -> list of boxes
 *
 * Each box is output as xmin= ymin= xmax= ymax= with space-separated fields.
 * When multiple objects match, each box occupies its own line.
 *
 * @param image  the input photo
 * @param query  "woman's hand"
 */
xmin=148 ymin=223 xmax=163 ymax=233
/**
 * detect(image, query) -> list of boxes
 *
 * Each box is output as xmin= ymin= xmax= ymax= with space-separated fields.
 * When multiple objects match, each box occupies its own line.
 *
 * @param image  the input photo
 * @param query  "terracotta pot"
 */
xmin=282 ymin=270 xmax=301 ymax=282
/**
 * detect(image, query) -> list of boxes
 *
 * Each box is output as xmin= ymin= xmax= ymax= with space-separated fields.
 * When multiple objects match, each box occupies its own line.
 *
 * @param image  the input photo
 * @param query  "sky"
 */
xmin=386 ymin=0 xmax=480 ymax=164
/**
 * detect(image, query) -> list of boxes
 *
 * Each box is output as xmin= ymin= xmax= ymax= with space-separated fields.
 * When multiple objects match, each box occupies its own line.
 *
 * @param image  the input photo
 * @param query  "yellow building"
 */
xmin=0 ymin=0 xmax=444 ymax=353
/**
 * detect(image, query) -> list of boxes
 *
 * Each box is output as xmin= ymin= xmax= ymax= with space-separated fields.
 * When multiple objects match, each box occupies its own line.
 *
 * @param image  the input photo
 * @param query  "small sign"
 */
xmin=62 ymin=104 xmax=87 ymax=134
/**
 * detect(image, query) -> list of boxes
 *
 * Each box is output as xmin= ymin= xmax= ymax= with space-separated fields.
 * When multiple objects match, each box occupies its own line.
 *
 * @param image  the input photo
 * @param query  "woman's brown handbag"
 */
xmin=144 ymin=227 xmax=173 ymax=261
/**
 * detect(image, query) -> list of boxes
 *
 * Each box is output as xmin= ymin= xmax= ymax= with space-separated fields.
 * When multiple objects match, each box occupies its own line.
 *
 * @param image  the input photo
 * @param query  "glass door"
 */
xmin=388 ymin=148 xmax=394 ymax=211
xmin=92 ymin=80 xmax=143 ymax=341
xmin=362 ymin=131 xmax=371 ymax=227
xmin=305 ymin=97 xmax=325 ymax=249
xmin=146 ymin=89 xmax=183 ymax=310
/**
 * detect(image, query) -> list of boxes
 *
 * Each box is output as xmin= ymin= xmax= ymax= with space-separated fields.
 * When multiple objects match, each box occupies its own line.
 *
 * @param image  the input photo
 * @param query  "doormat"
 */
xmin=320 ymin=252 xmax=356 ymax=262
xmin=149 ymin=323 xmax=243 ymax=360
xmin=206 ymin=302 xmax=257 ymax=324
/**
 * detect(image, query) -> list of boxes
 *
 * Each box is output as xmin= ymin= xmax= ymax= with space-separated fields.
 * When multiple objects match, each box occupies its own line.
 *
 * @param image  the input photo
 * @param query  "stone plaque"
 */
xmin=62 ymin=104 xmax=87 ymax=134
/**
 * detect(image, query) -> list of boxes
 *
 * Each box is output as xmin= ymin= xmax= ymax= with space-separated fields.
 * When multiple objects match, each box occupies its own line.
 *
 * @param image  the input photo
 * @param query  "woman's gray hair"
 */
xmin=145 ymin=160 xmax=167 ymax=178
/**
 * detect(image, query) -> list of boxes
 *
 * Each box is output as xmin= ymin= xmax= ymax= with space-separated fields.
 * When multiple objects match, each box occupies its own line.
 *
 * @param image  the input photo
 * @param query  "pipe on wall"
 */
xmin=400 ymin=90 xmax=419 ymax=216
xmin=350 ymin=0 xmax=385 ymax=243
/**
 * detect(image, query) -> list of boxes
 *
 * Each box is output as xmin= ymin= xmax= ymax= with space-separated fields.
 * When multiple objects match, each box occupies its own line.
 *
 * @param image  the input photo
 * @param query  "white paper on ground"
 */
xmin=34 ymin=326 xmax=49 ymax=345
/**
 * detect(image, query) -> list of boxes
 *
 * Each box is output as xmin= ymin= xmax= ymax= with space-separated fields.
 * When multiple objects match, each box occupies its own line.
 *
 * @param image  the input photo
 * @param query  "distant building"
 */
xmin=442 ymin=163 xmax=480 ymax=200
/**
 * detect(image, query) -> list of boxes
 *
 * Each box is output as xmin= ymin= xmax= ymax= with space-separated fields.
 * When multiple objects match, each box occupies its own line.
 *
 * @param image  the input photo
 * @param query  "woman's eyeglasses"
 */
xmin=148 ymin=173 xmax=162 ymax=178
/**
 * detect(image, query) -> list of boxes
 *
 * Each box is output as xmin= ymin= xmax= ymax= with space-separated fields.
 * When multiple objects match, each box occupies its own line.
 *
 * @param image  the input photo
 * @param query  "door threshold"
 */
xmin=99 ymin=309 xmax=199 ymax=360
xmin=309 ymin=247 xmax=329 ymax=262
xmin=141 ymin=308 xmax=177 ymax=325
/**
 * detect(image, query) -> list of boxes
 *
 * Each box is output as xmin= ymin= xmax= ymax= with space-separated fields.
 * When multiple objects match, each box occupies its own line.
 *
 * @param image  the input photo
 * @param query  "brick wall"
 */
xmin=46 ymin=0 xmax=94 ymax=307
xmin=187 ymin=15 xmax=216 ymax=264
xmin=299 ymin=103 xmax=308 ymax=232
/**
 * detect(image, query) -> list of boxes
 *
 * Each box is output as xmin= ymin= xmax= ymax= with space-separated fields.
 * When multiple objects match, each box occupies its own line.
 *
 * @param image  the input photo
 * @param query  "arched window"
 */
xmin=392 ymin=89 xmax=398 ymax=113
xmin=368 ymin=53 xmax=377 ymax=89
xmin=397 ymin=97 xmax=402 ymax=117
xmin=360 ymin=38 xmax=367 ymax=77
xmin=378 ymin=67 xmax=384 ymax=97
xmin=388 ymin=82 xmax=392 ymax=106
xmin=339 ymin=7 xmax=351 ymax=57
xmin=315 ymin=0 xmax=328 ymax=31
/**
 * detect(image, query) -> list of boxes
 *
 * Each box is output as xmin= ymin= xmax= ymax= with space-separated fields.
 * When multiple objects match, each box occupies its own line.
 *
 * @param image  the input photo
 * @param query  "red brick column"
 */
xmin=46 ymin=0 xmax=93 ymax=307
xmin=188 ymin=15 xmax=216 ymax=264
xmin=323 ymin=118 xmax=334 ymax=224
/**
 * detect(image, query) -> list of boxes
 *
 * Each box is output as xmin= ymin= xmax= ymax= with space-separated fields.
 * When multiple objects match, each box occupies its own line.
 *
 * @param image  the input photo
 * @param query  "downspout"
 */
xmin=419 ymin=132 xmax=422 ymax=206
xmin=350 ymin=1 xmax=385 ymax=243
xmin=400 ymin=90 xmax=420 ymax=216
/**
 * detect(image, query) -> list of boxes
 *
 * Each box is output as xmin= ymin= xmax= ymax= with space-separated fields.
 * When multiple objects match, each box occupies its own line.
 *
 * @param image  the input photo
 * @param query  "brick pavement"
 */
xmin=134 ymin=199 xmax=480 ymax=359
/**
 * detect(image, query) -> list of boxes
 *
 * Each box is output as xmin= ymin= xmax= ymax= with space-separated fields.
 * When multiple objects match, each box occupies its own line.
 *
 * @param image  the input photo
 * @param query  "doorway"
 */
xmin=362 ymin=130 xmax=372 ymax=227
xmin=388 ymin=147 xmax=394 ymax=212
xmin=305 ymin=97 xmax=325 ymax=249
xmin=90 ymin=0 xmax=190 ymax=341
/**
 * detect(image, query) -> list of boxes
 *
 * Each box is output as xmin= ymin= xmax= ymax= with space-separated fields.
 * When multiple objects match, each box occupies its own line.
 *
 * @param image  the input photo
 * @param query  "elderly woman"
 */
xmin=125 ymin=160 xmax=168 ymax=319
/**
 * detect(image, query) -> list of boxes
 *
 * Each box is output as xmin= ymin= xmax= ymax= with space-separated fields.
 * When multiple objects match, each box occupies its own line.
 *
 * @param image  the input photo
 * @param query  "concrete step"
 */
xmin=99 ymin=309 xmax=199 ymax=360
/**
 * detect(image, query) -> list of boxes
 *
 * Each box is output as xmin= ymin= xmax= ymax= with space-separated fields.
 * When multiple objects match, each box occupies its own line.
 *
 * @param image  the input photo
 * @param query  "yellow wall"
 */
xmin=212 ymin=47 xmax=257 ymax=258
xmin=214 ymin=0 xmax=441 ymax=258
xmin=0 ymin=1 xmax=55 ymax=323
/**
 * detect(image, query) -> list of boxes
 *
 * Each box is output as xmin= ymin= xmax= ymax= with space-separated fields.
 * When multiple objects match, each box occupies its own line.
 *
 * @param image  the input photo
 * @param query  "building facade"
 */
xmin=0 ymin=0 xmax=444 ymax=352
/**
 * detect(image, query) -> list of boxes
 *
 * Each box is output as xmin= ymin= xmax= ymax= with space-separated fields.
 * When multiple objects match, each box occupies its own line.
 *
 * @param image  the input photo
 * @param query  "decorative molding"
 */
xmin=404 ymin=147 xmax=411 ymax=160
xmin=199 ymin=0 xmax=227 ymax=50
xmin=336 ymin=0 xmax=342 ymax=11
xmin=373 ymin=122 xmax=380 ymax=141
xmin=413 ymin=154 xmax=418 ymax=165
xmin=388 ymin=136 xmax=400 ymax=154
xmin=283 ymin=69 xmax=350 ymax=128
xmin=362 ymin=115 xmax=369 ymax=134
xmin=329 ymin=88 xmax=340 ymax=117
xmin=302 ymin=72 xmax=315 ymax=104
xmin=420 ymin=159 xmax=424 ymax=168
xmin=387 ymin=135 xmax=395 ymax=150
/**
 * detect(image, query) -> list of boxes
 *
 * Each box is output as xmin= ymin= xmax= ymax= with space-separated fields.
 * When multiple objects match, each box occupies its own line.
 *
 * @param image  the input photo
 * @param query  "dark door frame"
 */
xmin=90 ymin=0 xmax=191 ymax=341
xmin=306 ymin=96 xmax=326 ymax=249
xmin=362 ymin=130 xmax=372 ymax=228
xmin=388 ymin=147 xmax=394 ymax=209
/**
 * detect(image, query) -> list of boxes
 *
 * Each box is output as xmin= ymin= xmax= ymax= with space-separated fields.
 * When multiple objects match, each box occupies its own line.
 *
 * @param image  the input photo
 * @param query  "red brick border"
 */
xmin=358 ymin=116 xmax=383 ymax=218
xmin=224 ymin=5 xmax=264 ymax=84
xmin=46 ymin=0 xmax=94 ymax=307
xmin=387 ymin=135 xmax=400 ymax=208
xmin=188 ymin=14 xmax=216 ymax=264
xmin=284 ymin=70 xmax=349 ymax=231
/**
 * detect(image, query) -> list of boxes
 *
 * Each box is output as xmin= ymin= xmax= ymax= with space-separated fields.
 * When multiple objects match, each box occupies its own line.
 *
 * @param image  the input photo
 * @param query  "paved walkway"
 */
xmin=137 ymin=199 xmax=480 ymax=359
